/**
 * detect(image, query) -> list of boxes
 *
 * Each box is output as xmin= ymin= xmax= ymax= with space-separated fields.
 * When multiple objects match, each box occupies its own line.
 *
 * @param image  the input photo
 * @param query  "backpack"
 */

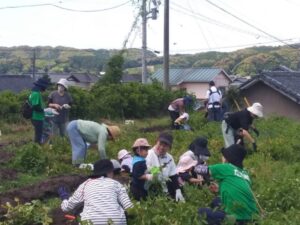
xmin=21 ymin=99 xmax=33 ymax=119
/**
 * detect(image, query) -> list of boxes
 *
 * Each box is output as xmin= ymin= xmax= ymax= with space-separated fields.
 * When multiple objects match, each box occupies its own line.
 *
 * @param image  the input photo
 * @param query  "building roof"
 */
xmin=240 ymin=71 xmax=300 ymax=104
xmin=150 ymin=68 xmax=230 ymax=85
xmin=0 ymin=75 xmax=34 ymax=93
xmin=121 ymin=74 xmax=142 ymax=83
xmin=68 ymin=73 xmax=100 ymax=83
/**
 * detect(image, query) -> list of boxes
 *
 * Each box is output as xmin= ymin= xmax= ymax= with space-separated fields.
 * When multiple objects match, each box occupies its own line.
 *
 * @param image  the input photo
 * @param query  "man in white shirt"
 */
xmin=205 ymin=81 xmax=222 ymax=122
xmin=146 ymin=132 xmax=185 ymax=202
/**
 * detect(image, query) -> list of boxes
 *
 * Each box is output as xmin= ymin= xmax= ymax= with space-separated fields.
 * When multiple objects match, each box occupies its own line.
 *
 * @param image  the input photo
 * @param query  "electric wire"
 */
xmin=205 ymin=0 xmax=298 ymax=49
xmin=170 ymin=2 xmax=267 ymax=39
xmin=0 ymin=0 xmax=131 ymax=12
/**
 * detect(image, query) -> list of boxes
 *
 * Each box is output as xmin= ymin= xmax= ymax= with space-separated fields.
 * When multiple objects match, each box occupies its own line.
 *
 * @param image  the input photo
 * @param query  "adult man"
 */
xmin=222 ymin=102 xmax=263 ymax=149
xmin=146 ymin=132 xmax=185 ymax=202
xmin=66 ymin=119 xmax=120 ymax=166
xmin=29 ymin=77 xmax=50 ymax=144
xmin=168 ymin=96 xmax=193 ymax=129
xmin=205 ymin=81 xmax=222 ymax=121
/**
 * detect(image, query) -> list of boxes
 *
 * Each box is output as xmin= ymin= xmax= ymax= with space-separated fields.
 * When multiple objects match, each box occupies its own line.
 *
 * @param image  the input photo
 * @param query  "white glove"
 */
xmin=79 ymin=163 xmax=94 ymax=170
xmin=63 ymin=104 xmax=71 ymax=109
xmin=175 ymin=189 xmax=185 ymax=202
xmin=145 ymin=174 xmax=153 ymax=181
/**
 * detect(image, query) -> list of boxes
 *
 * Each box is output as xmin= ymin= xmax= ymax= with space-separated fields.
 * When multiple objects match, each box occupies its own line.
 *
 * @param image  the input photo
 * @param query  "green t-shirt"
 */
xmin=29 ymin=91 xmax=45 ymax=120
xmin=209 ymin=163 xmax=258 ymax=220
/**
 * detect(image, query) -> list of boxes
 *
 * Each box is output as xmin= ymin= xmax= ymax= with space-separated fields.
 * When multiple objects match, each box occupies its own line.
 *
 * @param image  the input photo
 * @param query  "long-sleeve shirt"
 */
xmin=61 ymin=177 xmax=133 ymax=225
xmin=77 ymin=120 xmax=109 ymax=159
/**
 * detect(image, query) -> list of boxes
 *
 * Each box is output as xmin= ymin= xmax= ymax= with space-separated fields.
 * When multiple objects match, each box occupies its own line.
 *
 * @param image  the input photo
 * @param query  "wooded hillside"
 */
xmin=0 ymin=44 xmax=299 ymax=76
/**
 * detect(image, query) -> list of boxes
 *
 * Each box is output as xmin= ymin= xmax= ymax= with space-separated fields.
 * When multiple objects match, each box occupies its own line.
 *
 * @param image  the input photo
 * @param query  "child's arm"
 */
xmin=188 ymin=176 xmax=203 ymax=185
xmin=140 ymin=174 xmax=153 ymax=181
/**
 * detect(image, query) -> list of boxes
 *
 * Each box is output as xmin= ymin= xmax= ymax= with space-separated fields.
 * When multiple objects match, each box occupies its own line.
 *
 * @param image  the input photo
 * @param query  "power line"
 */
xmin=205 ymin=0 xmax=298 ymax=49
xmin=170 ymin=2 xmax=267 ymax=39
xmin=0 ymin=0 xmax=131 ymax=12
xmin=169 ymin=38 xmax=300 ymax=54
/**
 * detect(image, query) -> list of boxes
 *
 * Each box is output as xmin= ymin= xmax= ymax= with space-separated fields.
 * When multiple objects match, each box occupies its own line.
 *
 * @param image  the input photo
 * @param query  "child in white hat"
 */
xmin=117 ymin=149 xmax=133 ymax=173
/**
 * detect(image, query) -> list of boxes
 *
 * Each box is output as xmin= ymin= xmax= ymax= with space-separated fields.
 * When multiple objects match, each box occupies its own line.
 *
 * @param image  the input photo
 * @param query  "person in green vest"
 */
xmin=198 ymin=144 xmax=259 ymax=225
xmin=29 ymin=77 xmax=50 ymax=144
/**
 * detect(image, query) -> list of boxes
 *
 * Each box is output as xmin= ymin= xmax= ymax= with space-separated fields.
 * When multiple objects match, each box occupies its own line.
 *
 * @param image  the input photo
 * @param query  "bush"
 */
xmin=2 ymin=199 xmax=52 ymax=225
xmin=13 ymin=143 xmax=49 ymax=175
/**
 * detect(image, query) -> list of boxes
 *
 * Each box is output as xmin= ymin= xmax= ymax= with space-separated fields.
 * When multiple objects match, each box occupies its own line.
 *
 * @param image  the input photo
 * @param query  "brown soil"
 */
xmin=0 ymin=150 xmax=15 ymax=164
xmin=139 ymin=125 xmax=171 ymax=133
xmin=0 ymin=168 xmax=18 ymax=181
xmin=0 ymin=173 xmax=131 ymax=224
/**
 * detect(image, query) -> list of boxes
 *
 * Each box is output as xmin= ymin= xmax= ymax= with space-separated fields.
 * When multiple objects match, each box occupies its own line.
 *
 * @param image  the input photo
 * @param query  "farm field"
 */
xmin=0 ymin=113 xmax=299 ymax=225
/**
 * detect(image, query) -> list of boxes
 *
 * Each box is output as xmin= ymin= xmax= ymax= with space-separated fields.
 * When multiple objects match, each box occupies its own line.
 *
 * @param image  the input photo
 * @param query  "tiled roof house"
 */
xmin=150 ymin=68 xmax=231 ymax=99
xmin=239 ymin=71 xmax=300 ymax=120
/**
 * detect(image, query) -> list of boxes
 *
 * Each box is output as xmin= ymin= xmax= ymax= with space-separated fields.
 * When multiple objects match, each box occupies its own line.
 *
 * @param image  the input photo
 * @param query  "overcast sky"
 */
xmin=0 ymin=0 xmax=300 ymax=54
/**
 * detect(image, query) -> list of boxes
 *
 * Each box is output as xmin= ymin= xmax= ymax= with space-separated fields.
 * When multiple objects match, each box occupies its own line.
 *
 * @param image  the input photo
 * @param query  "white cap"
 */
xmin=247 ymin=102 xmax=263 ymax=118
xmin=118 ymin=149 xmax=129 ymax=160
xmin=57 ymin=78 xmax=68 ymax=89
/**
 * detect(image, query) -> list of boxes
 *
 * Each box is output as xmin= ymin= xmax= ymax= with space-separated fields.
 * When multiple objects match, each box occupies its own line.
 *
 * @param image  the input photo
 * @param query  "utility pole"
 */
xmin=32 ymin=48 xmax=36 ymax=81
xmin=141 ymin=0 xmax=160 ymax=84
xmin=141 ymin=0 xmax=147 ymax=84
xmin=163 ymin=0 xmax=169 ymax=90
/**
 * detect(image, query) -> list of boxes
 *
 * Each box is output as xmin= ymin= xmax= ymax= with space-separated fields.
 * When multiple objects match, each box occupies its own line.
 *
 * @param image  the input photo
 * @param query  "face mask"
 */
xmin=58 ymin=85 xmax=65 ymax=93
xmin=198 ymin=155 xmax=209 ymax=162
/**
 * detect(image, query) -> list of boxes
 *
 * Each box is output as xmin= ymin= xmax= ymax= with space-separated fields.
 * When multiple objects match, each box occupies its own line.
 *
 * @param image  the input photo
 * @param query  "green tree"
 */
xmin=99 ymin=52 xmax=124 ymax=84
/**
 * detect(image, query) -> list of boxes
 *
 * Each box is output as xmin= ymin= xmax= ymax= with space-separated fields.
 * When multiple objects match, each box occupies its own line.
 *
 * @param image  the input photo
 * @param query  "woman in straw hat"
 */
xmin=66 ymin=119 xmax=120 ymax=167
xmin=222 ymin=102 xmax=263 ymax=150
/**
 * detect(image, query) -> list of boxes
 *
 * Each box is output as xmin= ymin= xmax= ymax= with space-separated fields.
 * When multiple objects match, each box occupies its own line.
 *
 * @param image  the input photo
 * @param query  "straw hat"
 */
xmin=247 ymin=102 xmax=263 ymax=118
xmin=107 ymin=125 xmax=121 ymax=140
xmin=132 ymin=138 xmax=151 ymax=149
xmin=177 ymin=155 xmax=198 ymax=173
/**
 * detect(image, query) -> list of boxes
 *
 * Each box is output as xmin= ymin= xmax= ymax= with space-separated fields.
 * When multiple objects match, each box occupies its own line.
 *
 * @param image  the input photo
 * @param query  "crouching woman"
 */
xmin=58 ymin=159 xmax=133 ymax=225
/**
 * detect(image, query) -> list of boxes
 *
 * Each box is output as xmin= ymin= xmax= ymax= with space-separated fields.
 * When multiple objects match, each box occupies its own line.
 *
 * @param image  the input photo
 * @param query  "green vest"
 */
xmin=209 ymin=163 xmax=258 ymax=220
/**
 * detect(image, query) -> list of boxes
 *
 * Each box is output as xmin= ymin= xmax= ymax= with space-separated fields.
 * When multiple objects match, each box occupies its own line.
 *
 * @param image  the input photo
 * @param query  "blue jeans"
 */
xmin=66 ymin=120 xmax=88 ymax=165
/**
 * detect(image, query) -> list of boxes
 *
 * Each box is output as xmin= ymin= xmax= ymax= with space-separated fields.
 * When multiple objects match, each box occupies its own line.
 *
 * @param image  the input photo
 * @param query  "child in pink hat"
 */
xmin=177 ymin=155 xmax=204 ymax=186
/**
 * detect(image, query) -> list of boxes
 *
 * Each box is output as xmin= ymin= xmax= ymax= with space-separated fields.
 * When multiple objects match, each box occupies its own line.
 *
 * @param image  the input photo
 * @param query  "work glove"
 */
xmin=175 ymin=189 xmax=185 ymax=202
xmin=58 ymin=186 xmax=70 ymax=200
xmin=252 ymin=142 xmax=257 ymax=152
xmin=252 ymin=128 xmax=259 ymax=137
xmin=145 ymin=174 xmax=153 ymax=181
xmin=194 ymin=164 xmax=209 ymax=175
xmin=63 ymin=104 xmax=71 ymax=109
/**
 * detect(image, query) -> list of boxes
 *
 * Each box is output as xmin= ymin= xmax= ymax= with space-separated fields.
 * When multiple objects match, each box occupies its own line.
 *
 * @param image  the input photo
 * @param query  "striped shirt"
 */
xmin=61 ymin=177 xmax=133 ymax=225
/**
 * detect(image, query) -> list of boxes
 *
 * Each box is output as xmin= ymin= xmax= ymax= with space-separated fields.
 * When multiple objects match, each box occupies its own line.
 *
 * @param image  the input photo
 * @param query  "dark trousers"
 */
xmin=208 ymin=108 xmax=222 ymax=122
xmin=130 ymin=183 xmax=147 ymax=201
xmin=199 ymin=197 xmax=249 ymax=225
xmin=168 ymin=110 xmax=180 ymax=129
xmin=31 ymin=119 xmax=44 ymax=144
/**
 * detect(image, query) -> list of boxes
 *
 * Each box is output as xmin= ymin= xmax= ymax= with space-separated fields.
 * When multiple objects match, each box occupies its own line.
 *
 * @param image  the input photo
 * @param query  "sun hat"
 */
xmin=177 ymin=155 xmax=198 ymax=173
xmin=189 ymin=137 xmax=211 ymax=157
xmin=247 ymin=102 xmax=263 ymax=118
xmin=34 ymin=77 xmax=50 ymax=89
xmin=118 ymin=149 xmax=130 ymax=160
xmin=57 ymin=78 xmax=69 ymax=89
xmin=158 ymin=132 xmax=173 ymax=147
xmin=107 ymin=125 xmax=121 ymax=140
xmin=221 ymin=144 xmax=247 ymax=168
xmin=90 ymin=159 xmax=114 ymax=178
xmin=132 ymin=138 xmax=151 ymax=150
